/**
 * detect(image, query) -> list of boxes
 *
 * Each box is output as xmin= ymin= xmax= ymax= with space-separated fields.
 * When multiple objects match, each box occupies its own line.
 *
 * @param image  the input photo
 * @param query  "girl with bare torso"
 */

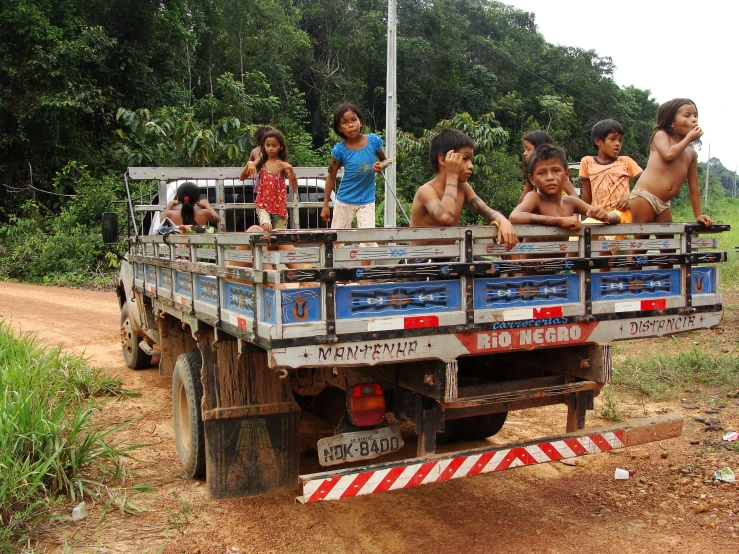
xmin=630 ymin=98 xmax=711 ymax=226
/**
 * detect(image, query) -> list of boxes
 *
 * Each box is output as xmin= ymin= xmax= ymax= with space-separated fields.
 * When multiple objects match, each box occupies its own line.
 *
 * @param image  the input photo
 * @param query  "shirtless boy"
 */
xmin=410 ymin=128 xmax=517 ymax=249
xmin=510 ymin=144 xmax=620 ymax=229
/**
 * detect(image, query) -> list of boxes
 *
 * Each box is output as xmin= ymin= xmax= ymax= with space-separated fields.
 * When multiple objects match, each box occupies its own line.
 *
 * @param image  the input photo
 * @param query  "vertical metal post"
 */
xmin=383 ymin=0 xmax=397 ymax=228
xmin=704 ymin=144 xmax=710 ymax=206
xmin=216 ymin=178 xmax=226 ymax=232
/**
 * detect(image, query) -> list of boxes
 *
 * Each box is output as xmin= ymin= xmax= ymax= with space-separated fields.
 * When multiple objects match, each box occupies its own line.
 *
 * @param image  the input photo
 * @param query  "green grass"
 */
xmin=608 ymin=200 xmax=739 ymax=400
xmin=0 ymin=321 xmax=142 ymax=553
xmin=673 ymin=197 xmax=739 ymax=287
xmin=597 ymin=384 xmax=624 ymax=421
xmin=612 ymin=347 xmax=739 ymax=399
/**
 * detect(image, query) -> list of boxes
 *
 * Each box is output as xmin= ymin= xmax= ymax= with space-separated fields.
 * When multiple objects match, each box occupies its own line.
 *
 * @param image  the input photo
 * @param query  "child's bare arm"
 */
xmin=277 ymin=161 xmax=299 ymax=192
xmin=653 ymin=128 xmax=703 ymax=162
xmin=321 ymin=157 xmax=342 ymax=222
xmin=239 ymin=148 xmax=262 ymax=181
xmin=572 ymin=199 xmax=620 ymax=224
xmin=686 ymin=152 xmax=712 ymax=226
xmin=197 ymin=199 xmax=220 ymax=223
xmin=563 ymin=178 xmax=578 ymax=198
xmin=462 ymin=183 xmax=517 ymax=249
xmin=517 ymin=181 xmax=535 ymax=205
xmin=581 ymin=177 xmax=592 ymax=204
xmin=510 ymin=194 xmax=580 ymax=230
xmin=423 ymin=151 xmax=466 ymax=226
xmin=372 ymin=149 xmax=389 ymax=173
xmin=416 ymin=184 xmax=459 ymax=226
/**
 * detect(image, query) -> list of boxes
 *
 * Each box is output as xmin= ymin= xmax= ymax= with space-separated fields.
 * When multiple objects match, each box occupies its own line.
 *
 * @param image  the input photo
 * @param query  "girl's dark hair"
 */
xmin=177 ymin=182 xmax=200 ymax=225
xmin=527 ymin=144 xmax=568 ymax=177
xmin=254 ymin=125 xmax=275 ymax=146
xmin=256 ymin=129 xmax=289 ymax=171
xmin=651 ymin=98 xmax=697 ymax=144
xmin=523 ymin=130 xmax=554 ymax=149
xmin=332 ymin=103 xmax=364 ymax=138
xmin=522 ymin=130 xmax=555 ymax=183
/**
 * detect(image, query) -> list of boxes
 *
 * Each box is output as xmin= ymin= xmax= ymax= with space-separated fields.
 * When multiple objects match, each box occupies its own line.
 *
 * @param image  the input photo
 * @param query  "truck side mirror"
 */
xmin=101 ymin=212 xmax=119 ymax=245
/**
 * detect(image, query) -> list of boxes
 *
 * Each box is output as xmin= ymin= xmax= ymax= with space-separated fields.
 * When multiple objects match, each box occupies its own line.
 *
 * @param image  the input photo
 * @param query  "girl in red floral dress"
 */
xmin=254 ymin=129 xmax=298 ymax=232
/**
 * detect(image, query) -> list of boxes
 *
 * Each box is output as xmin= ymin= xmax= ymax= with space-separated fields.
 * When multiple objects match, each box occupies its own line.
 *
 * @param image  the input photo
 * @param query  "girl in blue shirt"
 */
xmin=321 ymin=104 xmax=389 ymax=230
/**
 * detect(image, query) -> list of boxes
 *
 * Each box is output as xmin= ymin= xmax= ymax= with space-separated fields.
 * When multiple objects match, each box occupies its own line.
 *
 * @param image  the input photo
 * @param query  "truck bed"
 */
xmin=129 ymin=222 xmax=726 ymax=369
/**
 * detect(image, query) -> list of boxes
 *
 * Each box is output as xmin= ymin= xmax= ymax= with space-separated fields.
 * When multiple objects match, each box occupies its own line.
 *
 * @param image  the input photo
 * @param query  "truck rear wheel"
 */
xmin=438 ymin=412 xmax=508 ymax=444
xmin=120 ymin=304 xmax=152 ymax=370
xmin=172 ymin=352 xmax=206 ymax=478
xmin=468 ymin=411 xmax=507 ymax=441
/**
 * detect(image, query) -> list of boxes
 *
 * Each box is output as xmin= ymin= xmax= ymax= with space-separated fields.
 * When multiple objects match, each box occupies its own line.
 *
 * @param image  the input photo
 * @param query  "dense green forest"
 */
xmin=0 ymin=0 xmax=736 ymax=285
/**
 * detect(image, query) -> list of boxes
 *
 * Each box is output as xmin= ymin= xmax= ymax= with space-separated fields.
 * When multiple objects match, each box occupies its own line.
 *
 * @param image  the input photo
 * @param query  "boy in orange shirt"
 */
xmin=580 ymin=119 xmax=642 ymax=224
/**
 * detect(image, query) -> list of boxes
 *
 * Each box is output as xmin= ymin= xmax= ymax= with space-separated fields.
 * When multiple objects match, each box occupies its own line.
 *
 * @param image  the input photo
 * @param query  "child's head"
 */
xmin=258 ymin=129 xmax=289 ymax=167
xmin=177 ymin=181 xmax=201 ymax=225
xmin=429 ymin=128 xmax=475 ymax=174
xmin=654 ymin=98 xmax=698 ymax=138
xmin=527 ymin=144 xmax=569 ymax=196
xmin=333 ymin=103 xmax=364 ymax=139
xmin=254 ymin=125 xmax=275 ymax=146
xmin=522 ymin=130 xmax=554 ymax=163
xmin=591 ymin=119 xmax=624 ymax=157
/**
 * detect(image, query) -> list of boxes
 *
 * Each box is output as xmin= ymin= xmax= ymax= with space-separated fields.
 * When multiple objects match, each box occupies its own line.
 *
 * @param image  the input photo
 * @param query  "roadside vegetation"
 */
xmin=0 ymin=322 xmax=143 ymax=553
xmin=2 ymin=0 xmax=737 ymax=289
xmin=597 ymin=199 xmax=739 ymax=418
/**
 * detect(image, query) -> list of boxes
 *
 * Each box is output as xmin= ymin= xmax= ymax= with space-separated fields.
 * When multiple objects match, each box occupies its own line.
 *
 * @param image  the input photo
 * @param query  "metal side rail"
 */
xmin=297 ymin=413 xmax=682 ymax=503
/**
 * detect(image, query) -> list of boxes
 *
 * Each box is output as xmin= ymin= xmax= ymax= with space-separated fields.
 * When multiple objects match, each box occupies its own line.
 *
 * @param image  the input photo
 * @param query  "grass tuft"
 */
xmin=0 ymin=321 xmax=142 ymax=553
xmin=612 ymin=347 xmax=739 ymax=399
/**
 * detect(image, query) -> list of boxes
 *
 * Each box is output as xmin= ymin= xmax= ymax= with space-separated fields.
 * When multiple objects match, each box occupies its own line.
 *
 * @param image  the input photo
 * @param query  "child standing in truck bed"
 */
xmin=580 ymin=119 xmax=642 ymax=223
xmin=254 ymin=129 xmax=298 ymax=232
xmin=410 ymin=128 xmax=517 ymax=249
xmin=239 ymin=125 xmax=274 ymax=181
xmin=629 ymin=98 xmax=712 ymax=226
xmin=321 ymin=103 xmax=388 ymax=230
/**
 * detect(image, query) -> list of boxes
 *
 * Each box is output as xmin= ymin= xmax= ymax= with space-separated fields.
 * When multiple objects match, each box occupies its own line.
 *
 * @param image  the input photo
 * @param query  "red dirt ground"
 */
xmin=1 ymin=281 xmax=738 ymax=554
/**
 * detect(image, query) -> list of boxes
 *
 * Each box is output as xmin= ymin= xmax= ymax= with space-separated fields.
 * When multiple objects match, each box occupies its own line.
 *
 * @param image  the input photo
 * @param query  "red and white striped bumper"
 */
xmin=297 ymin=414 xmax=682 ymax=503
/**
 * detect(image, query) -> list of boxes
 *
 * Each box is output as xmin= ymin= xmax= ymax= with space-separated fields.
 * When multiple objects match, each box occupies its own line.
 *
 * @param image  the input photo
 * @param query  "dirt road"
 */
xmin=1 ymin=281 xmax=738 ymax=553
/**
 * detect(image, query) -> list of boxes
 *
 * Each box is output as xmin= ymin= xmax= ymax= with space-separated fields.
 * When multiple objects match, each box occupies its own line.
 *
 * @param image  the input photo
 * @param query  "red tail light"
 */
xmin=347 ymin=383 xmax=386 ymax=427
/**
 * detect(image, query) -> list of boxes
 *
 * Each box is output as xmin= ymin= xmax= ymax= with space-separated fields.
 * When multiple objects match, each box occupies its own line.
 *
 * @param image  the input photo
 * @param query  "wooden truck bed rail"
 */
xmin=129 ymin=223 xmax=727 ymax=368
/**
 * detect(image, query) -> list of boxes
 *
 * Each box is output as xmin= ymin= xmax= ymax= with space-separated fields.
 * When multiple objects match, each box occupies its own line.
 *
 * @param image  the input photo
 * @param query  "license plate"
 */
xmin=317 ymin=426 xmax=404 ymax=467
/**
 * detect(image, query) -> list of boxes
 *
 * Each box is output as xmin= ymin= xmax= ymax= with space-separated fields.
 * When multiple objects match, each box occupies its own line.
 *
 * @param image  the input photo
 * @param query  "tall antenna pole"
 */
xmin=703 ymin=144 xmax=710 ymax=206
xmin=733 ymin=166 xmax=737 ymax=198
xmin=383 ymin=0 xmax=397 ymax=228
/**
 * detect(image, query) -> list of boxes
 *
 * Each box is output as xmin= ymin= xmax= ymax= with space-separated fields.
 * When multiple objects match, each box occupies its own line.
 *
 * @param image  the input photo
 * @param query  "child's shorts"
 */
xmin=257 ymin=208 xmax=286 ymax=230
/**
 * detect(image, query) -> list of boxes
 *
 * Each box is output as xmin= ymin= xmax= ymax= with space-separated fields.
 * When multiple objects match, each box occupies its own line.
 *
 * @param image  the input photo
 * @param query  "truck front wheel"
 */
xmin=172 ymin=352 xmax=206 ymax=478
xmin=120 ymin=305 xmax=152 ymax=370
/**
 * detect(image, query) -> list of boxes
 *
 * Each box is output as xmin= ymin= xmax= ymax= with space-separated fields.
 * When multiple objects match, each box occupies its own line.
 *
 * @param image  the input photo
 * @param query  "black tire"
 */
xmin=467 ymin=411 xmax=507 ymax=441
xmin=437 ymin=377 xmax=508 ymax=443
xmin=172 ymin=352 xmax=206 ymax=478
xmin=437 ymin=412 xmax=508 ymax=444
xmin=120 ymin=304 xmax=152 ymax=370
xmin=437 ymin=417 xmax=474 ymax=444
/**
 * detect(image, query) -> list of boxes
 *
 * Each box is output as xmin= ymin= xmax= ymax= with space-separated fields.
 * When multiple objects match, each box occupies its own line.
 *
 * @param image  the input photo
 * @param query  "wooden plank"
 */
xmin=474 ymin=240 xmax=578 ymax=256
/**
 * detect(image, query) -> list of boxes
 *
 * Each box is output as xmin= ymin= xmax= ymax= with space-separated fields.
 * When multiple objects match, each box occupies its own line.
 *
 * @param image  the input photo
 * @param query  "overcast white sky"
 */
xmin=504 ymin=0 xmax=738 ymax=171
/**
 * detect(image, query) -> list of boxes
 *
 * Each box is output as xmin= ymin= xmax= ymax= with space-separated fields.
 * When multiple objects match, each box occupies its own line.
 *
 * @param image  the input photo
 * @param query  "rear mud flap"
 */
xmin=297 ymin=414 xmax=682 ymax=503
xmin=205 ymin=411 xmax=300 ymax=499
